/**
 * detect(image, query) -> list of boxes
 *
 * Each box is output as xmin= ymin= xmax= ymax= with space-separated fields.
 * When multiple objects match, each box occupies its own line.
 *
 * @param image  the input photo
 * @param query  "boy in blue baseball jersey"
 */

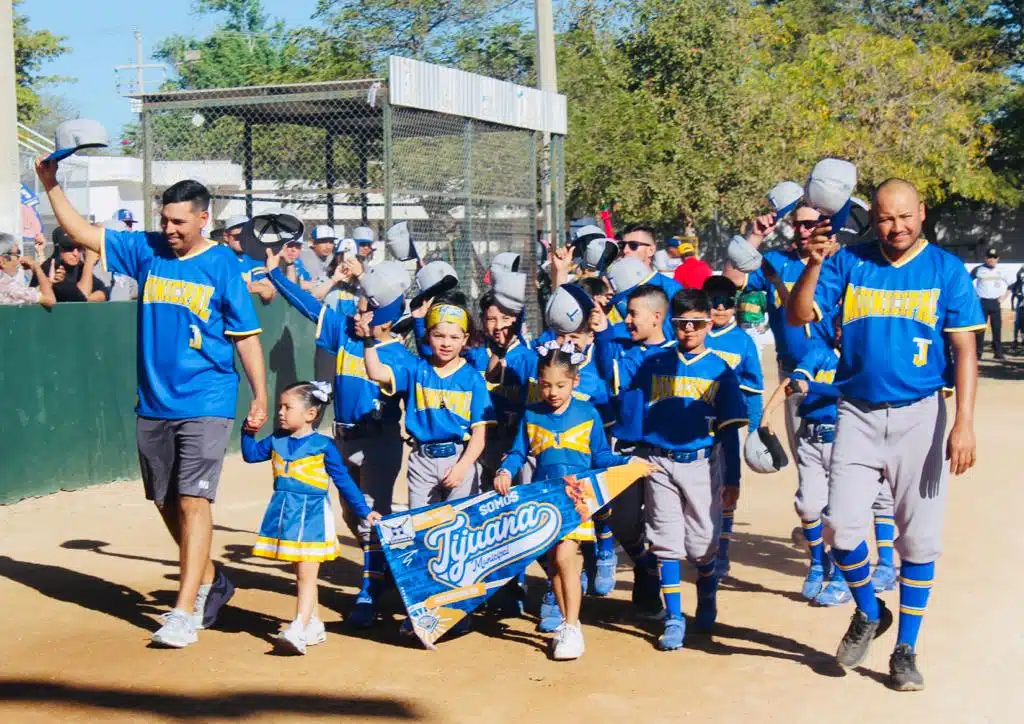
xmin=220 ymin=215 xmax=275 ymax=303
xmin=243 ymin=381 xmax=382 ymax=655
xmin=264 ymin=247 xmax=414 ymax=629
xmin=789 ymin=178 xmax=983 ymax=691
xmin=493 ymin=342 xmax=639 ymax=660
xmin=602 ymin=289 xmax=747 ymax=651
xmin=702 ymin=275 xmax=764 ymax=579
xmin=36 ymin=161 xmax=268 ymax=650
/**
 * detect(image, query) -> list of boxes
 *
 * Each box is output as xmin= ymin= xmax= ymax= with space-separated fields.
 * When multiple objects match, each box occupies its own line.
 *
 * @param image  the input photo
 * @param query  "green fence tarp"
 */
xmin=0 ymin=300 xmax=319 ymax=504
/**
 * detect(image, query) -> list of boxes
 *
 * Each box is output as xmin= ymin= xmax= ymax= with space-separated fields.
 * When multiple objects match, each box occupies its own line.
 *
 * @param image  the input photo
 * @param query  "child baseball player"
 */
xmin=265 ymin=249 xmax=413 ymax=629
xmin=701 ymin=275 xmax=764 ymax=579
xmin=242 ymin=381 xmax=382 ymax=655
xmin=492 ymin=341 xmax=638 ymax=660
xmin=599 ymin=288 xmax=747 ymax=651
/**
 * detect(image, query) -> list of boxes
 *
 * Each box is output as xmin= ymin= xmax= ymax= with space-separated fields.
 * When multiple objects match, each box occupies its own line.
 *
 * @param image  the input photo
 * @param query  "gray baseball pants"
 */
xmin=406 ymin=443 xmax=480 ymax=511
xmin=335 ymin=422 xmax=404 ymax=543
xmin=644 ymin=453 xmax=719 ymax=564
xmin=824 ymin=394 xmax=947 ymax=563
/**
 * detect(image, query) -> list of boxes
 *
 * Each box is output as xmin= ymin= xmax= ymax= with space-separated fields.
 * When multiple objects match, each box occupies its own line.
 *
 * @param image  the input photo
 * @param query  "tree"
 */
xmin=13 ymin=0 xmax=70 ymax=124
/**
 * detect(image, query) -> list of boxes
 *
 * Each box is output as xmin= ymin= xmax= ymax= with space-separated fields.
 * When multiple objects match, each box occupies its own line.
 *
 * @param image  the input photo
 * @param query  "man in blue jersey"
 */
xmin=725 ymin=203 xmax=829 ymax=460
xmin=788 ymin=178 xmax=982 ymax=691
xmin=620 ymin=223 xmax=684 ymax=307
xmin=36 ymin=158 xmax=268 ymax=650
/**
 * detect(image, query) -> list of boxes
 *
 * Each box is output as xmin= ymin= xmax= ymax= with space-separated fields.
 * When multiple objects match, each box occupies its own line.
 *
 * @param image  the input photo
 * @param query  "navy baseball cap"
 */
xmin=115 ymin=209 xmax=136 ymax=224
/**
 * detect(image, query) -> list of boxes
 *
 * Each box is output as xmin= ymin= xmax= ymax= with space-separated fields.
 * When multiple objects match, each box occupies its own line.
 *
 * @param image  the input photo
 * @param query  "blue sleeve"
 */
xmin=813 ymin=251 xmax=848 ymax=316
xmin=102 ymin=229 xmax=156 ymax=281
xmin=221 ymin=259 xmax=261 ymax=336
xmin=269 ymin=267 xmax=347 ymax=350
xmin=413 ymin=316 xmax=432 ymax=358
xmin=323 ymin=443 xmax=372 ymax=518
xmin=470 ymin=372 xmax=497 ymax=427
xmin=391 ymin=356 xmax=416 ymax=396
xmin=249 ymin=262 xmax=268 ymax=282
xmin=612 ymin=349 xmax=644 ymax=394
xmin=589 ymin=407 xmax=630 ymax=469
xmin=792 ymin=347 xmax=820 ymax=381
xmin=942 ymin=259 xmax=986 ymax=332
xmin=241 ymin=432 xmax=273 ymax=463
xmin=720 ymin=425 xmax=741 ymax=487
xmin=737 ymin=335 xmax=764 ymax=393
xmin=594 ymin=326 xmax=625 ymax=380
xmin=744 ymin=390 xmax=763 ymax=431
xmin=806 ymin=380 xmax=841 ymax=399
xmin=499 ymin=414 xmax=529 ymax=479
xmin=744 ymin=267 xmax=768 ymax=294
xmin=715 ymin=367 xmax=748 ymax=429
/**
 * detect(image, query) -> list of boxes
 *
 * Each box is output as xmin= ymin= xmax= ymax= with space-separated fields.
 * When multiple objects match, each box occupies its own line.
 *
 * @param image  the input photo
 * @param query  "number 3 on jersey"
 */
xmin=912 ymin=337 xmax=931 ymax=367
xmin=189 ymin=324 xmax=203 ymax=350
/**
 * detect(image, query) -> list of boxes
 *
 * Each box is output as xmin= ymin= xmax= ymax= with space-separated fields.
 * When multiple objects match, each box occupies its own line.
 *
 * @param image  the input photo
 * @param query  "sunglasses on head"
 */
xmin=710 ymin=295 xmax=736 ymax=309
xmin=671 ymin=317 xmax=711 ymax=331
xmin=620 ymin=240 xmax=652 ymax=251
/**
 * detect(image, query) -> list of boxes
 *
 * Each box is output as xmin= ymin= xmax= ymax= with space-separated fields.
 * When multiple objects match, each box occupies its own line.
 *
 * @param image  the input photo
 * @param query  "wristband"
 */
xmin=362 ymin=337 xmax=378 ymax=348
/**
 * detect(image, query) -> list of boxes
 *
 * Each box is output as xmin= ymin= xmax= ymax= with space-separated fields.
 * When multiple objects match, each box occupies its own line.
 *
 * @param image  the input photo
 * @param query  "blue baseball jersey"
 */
xmin=103 ymin=229 xmax=261 ymax=419
xmin=614 ymin=347 xmax=747 ymax=452
xmin=745 ymin=249 xmax=822 ymax=371
xmin=608 ymin=272 xmax=681 ymax=339
xmin=506 ymin=345 xmax=615 ymax=425
xmin=498 ymin=398 xmax=629 ymax=481
xmin=791 ymin=343 xmax=841 ymax=425
xmin=268 ymin=268 xmax=411 ymax=426
xmin=233 ymin=251 xmax=268 ymax=284
xmin=593 ymin=327 xmax=674 ymax=443
xmin=465 ymin=339 xmax=534 ymax=428
xmin=704 ymin=322 xmax=764 ymax=394
xmin=814 ymin=241 xmax=985 ymax=404
xmin=391 ymin=358 xmax=496 ymax=443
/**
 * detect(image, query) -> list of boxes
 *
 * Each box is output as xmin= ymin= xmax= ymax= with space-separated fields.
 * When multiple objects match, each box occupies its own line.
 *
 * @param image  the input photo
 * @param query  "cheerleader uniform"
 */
xmin=243 ymin=431 xmax=371 ymax=562
xmin=498 ymin=397 xmax=629 ymax=542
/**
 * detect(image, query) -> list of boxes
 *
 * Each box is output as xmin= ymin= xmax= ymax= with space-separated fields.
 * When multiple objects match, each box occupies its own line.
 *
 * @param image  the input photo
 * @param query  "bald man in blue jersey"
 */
xmin=788 ymin=178 xmax=982 ymax=692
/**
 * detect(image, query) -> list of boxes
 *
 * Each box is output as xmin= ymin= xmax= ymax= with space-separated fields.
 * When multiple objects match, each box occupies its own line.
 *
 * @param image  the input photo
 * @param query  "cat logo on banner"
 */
xmin=376 ymin=462 xmax=648 ymax=650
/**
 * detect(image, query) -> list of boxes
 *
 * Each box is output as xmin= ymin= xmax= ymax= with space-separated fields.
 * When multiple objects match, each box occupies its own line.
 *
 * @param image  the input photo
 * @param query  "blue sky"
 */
xmin=24 ymin=0 xmax=320 ymax=141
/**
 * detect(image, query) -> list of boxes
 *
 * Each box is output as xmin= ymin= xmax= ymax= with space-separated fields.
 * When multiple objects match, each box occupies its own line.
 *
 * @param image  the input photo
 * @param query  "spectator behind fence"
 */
xmin=0 ymin=233 xmax=55 ymax=308
xmin=34 ymin=228 xmax=107 ymax=302
xmin=300 ymin=225 xmax=338 ymax=289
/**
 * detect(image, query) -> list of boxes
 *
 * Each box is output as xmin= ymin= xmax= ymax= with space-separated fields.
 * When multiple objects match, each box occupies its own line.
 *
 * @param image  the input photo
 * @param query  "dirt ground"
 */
xmin=1 ymin=349 xmax=1022 ymax=724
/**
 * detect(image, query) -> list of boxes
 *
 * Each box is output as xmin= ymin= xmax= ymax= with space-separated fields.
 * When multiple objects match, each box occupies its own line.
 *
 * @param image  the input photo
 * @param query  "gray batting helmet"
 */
xmin=744 ymin=427 xmax=790 ymax=474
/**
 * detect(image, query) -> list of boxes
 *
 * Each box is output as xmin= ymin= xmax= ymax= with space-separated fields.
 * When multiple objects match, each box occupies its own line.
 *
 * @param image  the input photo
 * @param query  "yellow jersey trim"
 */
xmin=225 ymin=327 xmax=262 ymax=337
xmin=431 ymin=358 xmax=467 ymax=379
xmin=677 ymin=349 xmax=712 ymax=366
xmin=880 ymin=239 xmax=928 ymax=268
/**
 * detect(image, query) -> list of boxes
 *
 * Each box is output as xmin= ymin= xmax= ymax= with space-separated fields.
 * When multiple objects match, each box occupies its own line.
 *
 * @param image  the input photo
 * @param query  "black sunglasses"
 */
xmin=620 ymin=241 xmax=653 ymax=251
xmin=710 ymin=295 xmax=736 ymax=309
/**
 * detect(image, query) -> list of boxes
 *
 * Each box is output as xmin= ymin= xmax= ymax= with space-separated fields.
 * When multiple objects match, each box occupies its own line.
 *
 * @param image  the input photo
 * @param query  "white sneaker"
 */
xmin=152 ymin=609 xmax=198 ymax=649
xmin=192 ymin=582 xmax=213 ymax=629
xmin=305 ymin=617 xmax=326 ymax=646
xmin=552 ymin=622 xmax=585 ymax=661
xmin=273 ymin=620 xmax=307 ymax=655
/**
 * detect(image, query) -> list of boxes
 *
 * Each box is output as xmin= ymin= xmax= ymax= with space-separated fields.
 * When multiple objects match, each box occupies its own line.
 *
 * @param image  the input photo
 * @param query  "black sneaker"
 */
xmin=836 ymin=599 xmax=892 ymax=669
xmin=201 ymin=567 xmax=236 ymax=630
xmin=888 ymin=643 xmax=925 ymax=691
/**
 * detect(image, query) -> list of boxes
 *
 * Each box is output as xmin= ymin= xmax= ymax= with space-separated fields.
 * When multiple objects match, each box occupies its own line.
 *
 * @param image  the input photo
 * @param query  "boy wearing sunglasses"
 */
xmin=701 ymin=275 xmax=764 ymax=578
xmin=600 ymin=289 xmax=746 ymax=651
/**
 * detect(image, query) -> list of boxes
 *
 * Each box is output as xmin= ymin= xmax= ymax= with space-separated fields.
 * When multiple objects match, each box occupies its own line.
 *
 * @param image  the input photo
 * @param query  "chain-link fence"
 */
xmin=139 ymin=69 xmax=565 ymax=329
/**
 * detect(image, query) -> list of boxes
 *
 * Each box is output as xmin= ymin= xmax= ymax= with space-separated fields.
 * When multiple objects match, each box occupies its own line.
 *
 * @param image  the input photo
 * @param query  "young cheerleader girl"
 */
xmin=242 ymin=381 xmax=381 ymax=655
xmin=493 ymin=340 xmax=643 ymax=660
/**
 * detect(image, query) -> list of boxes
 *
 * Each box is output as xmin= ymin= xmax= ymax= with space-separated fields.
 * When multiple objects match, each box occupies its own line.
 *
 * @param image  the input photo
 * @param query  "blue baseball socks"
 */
xmin=897 ymin=561 xmax=934 ymax=650
xmin=832 ymin=541 xmax=879 ymax=620
xmin=802 ymin=518 xmax=825 ymax=565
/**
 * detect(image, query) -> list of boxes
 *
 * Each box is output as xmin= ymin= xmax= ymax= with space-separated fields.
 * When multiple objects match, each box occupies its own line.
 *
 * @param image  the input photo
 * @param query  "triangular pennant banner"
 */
xmin=376 ymin=462 xmax=648 ymax=649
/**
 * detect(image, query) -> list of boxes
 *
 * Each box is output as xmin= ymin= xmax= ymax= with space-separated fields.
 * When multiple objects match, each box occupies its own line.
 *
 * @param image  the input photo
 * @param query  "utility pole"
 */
xmin=135 ymin=31 xmax=144 ymax=98
xmin=534 ymin=0 xmax=557 ymax=249
xmin=0 ymin=3 xmax=20 ymax=239
xmin=115 ymin=30 xmax=166 ymax=112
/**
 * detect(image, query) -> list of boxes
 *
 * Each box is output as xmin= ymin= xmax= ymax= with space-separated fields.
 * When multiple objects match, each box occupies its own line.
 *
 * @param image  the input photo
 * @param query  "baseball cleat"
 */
xmin=693 ymin=593 xmax=718 ymax=633
xmin=200 ymin=568 xmax=235 ymax=630
xmin=538 ymin=590 xmax=564 ymax=632
xmin=814 ymin=575 xmax=853 ymax=607
xmin=632 ymin=567 xmax=665 ymax=620
xmin=871 ymin=563 xmax=898 ymax=593
xmin=348 ymin=590 xmax=376 ymax=629
xmin=151 ymin=609 xmax=198 ymax=649
xmin=802 ymin=563 xmax=828 ymax=600
xmin=273 ymin=620 xmax=307 ymax=655
xmin=551 ymin=622 xmax=585 ymax=661
xmin=592 ymin=550 xmax=617 ymax=596
xmin=305 ymin=616 xmax=326 ymax=646
xmin=888 ymin=643 xmax=925 ymax=691
xmin=835 ymin=599 xmax=892 ymax=669
xmin=658 ymin=616 xmax=686 ymax=651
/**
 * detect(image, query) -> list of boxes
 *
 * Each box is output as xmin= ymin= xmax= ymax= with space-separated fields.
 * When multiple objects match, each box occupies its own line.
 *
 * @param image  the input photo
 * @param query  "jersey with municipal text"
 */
xmin=499 ymin=398 xmax=628 ymax=482
xmin=614 ymin=348 xmax=747 ymax=452
xmin=391 ymin=358 xmax=496 ymax=443
xmin=104 ymin=229 xmax=261 ymax=419
xmin=791 ymin=343 xmax=840 ymax=425
xmin=814 ymin=241 xmax=984 ymax=404
xmin=745 ymin=249 xmax=820 ymax=371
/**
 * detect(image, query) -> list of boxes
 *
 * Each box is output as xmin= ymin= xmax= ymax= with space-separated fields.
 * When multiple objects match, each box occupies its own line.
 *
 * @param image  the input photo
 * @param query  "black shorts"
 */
xmin=136 ymin=416 xmax=232 ymax=505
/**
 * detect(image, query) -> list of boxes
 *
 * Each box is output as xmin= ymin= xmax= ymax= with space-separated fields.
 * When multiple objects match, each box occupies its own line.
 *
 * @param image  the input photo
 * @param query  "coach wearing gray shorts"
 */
xmin=789 ymin=178 xmax=982 ymax=691
xmin=37 ymin=159 xmax=268 ymax=650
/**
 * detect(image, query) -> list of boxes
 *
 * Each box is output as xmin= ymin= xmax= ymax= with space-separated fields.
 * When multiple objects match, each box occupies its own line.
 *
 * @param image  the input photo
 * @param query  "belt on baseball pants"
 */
xmin=847 ymin=396 xmax=927 ymax=412
xmin=334 ymin=421 xmax=389 ymax=441
xmin=801 ymin=423 xmax=836 ymax=444
xmin=412 ymin=440 xmax=461 ymax=459
xmin=643 ymin=446 xmax=712 ymax=464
